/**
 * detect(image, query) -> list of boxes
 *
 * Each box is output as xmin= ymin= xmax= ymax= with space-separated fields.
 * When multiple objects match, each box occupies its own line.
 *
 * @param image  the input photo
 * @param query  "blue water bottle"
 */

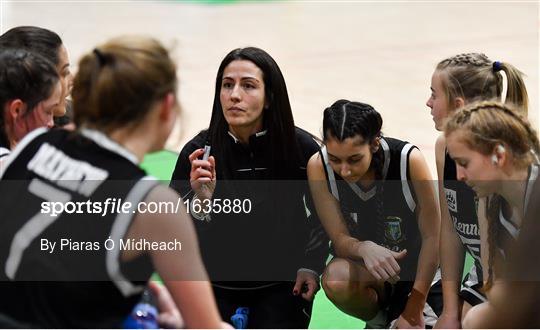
xmin=123 ymin=290 xmax=159 ymax=329
xmin=230 ymin=307 xmax=249 ymax=329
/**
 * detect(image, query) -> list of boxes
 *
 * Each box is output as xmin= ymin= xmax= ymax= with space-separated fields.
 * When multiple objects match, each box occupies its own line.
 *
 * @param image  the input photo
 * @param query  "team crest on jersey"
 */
xmin=445 ymin=188 xmax=458 ymax=212
xmin=384 ymin=216 xmax=404 ymax=244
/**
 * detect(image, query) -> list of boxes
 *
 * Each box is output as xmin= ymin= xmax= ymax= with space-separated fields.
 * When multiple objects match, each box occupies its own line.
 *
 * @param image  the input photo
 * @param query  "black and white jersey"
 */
xmin=0 ymin=128 xmax=157 ymax=328
xmin=320 ymin=137 xmax=421 ymax=280
xmin=0 ymin=146 xmax=9 ymax=160
xmin=496 ymin=164 xmax=539 ymax=259
xmin=507 ymin=165 xmax=540 ymax=286
xmin=443 ymin=152 xmax=483 ymax=285
xmin=170 ymin=128 xmax=329 ymax=286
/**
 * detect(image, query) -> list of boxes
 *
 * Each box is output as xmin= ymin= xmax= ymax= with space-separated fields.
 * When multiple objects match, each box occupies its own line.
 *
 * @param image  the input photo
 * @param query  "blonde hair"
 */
xmin=445 ymin=100 xmax=539 ymax=290
xmin=72 ymin=36 xmax=177 ymax=131
xmin=444 ymin=101 xmax=538 ymax=165
xmin=436 ymin=53 xmax=528 ymax=116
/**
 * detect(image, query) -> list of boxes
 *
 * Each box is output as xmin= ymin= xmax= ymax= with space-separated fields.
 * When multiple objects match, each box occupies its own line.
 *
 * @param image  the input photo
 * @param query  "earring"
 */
xmin=491 ymin=154 xmax=498 ymax=165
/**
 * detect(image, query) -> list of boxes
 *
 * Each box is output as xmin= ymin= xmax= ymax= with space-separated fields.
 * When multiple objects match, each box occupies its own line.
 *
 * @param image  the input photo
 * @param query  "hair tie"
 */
xmin=492 ymin=61 xmax=502 ymax=72
xmin=93 ymin=48 xmax=106 ymax=65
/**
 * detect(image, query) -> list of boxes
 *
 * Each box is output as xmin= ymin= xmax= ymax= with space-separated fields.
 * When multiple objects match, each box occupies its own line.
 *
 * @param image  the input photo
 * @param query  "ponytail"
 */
xmin=498 ymin=61 xmax=529 ymax=115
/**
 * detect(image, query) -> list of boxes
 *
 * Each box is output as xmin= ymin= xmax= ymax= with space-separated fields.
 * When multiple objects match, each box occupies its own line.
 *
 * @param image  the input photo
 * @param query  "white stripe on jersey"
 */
xmin=0 ymin=147 xmax=10 ymax=158
xmin=499 ymin=208 xmax=519 ymax=240
xmin=81 ymin=128 xmax=139 ymax=165
xmin=106 ymin=176 xmax=158 ymax=297
xmin=0 ymin=127 xmax=48 ymax=179
xmin=380 ymin=138 xmax=391 ymax=179
xmin=461 ymin=285 xmax=487 ymax=303
xmin=496 ymin=164 xmax=537 ymax=244
xmin=347 ymin=183 xmax=376 ymax=201
xmin=320 ymin=146 xmax=340 ymax=201
xmin=432 ymin=268 xmax=442 ymax=283
xmin=524 ymin=165 xmax=538 ymax=212
xmin=467 ymin=246 xmax=481 ymax=260
xmin=460 ymin=236 xmax=481 ymax=246
xmin=400 ymin=143 xmax=416 ymax=212
xmin=236 ymin=168 xmax=267 ymax=172
xmin=322 ymin=138 xmax=393 ymax=202
xmin=5 ymin=178 xmax=71 ymax=279
xmin=0 ymin=148 xmax=9 ymax=177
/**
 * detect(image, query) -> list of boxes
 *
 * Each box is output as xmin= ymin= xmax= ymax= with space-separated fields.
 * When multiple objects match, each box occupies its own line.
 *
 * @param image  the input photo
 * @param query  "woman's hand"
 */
xmin=434 ymin=311 xmax=461 ymax=329
xmin=358 ymin=241 xmax=406 ymax=283
xmin=394 ymin=288 xmax=427 ymax=329
xmin=293 ymin=269 xmax=320 ymax=301
xmin=148 ymin=281 xmax=184 ymax=329
xmin=188 ymin=148 xmax=216 ymax=201
xmin=148 ymin=281 xmax=236 ymax=329
xmin=393 ymin=313 xmax=425 ymax=329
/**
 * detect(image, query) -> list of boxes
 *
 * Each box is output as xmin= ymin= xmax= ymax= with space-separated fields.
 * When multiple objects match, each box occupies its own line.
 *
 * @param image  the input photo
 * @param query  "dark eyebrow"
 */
xmin=241 ymin=77 xmax=259 ymax=81
xmin=430 ymin=87 xmax=435 ymax=92
xmin=222 ymin=76 xmax=261 ymax=83
xmin=327 ymin=152 xmax=339 ymax=159
xmin=327 ymin=152 xmax=362 ymax=159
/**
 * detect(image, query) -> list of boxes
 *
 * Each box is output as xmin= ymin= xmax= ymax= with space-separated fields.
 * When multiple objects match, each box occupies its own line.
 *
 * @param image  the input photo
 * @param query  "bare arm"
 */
xmin=127 ymin=186 xmax=222 ymax=329
xmin=477 ymin=197 xmax=490 ymax=284
xmin=307 ymin=153 xmax=359 ymax=259
xmin=294 ymin=149 xmax=330 ymax=301
xmin=398 ymin=148 xmax=440 ymax=325
xmin=462 ymin=280 xmax=531 ymax=329
xmin=434 ymin=135 xmax=466 ymax=329
xmin=466 ymin=183 xmax=540 ymax=329
xmin=307 ymin=153 xmax=405 ymax=282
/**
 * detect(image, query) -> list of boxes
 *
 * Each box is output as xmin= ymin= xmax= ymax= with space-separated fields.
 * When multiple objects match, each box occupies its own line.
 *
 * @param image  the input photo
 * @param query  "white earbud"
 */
xmin=492 ymin=144 xmax=505 ymax=165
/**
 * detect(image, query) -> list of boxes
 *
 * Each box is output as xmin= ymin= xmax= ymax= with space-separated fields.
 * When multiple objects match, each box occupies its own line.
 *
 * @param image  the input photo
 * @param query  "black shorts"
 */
xmin=384 ymin=281 xmax=415 ymax=323
xmin=366 ymin=279 xmax=443 ymax=329
xmin=365 ymin=281 xmax=414 ymax=328
xmin=459 ymin=283 xmax=486 ymax=306
xmin=459 ymin=271 xmax=487 ymax=306
xmin=424 ymin=279 xmax=443 ymax=327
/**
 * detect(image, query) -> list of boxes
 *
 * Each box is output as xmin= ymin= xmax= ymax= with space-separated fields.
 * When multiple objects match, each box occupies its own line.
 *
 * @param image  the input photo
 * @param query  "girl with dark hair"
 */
xmin=425 ymin=53 xmax=529 ymax=328
xmin=444 ymin=101 xmax=540 ymax=328
xmin=0 ymin=36 xmax=224 ymax=328
xmin=0 ymin=48 xmax=60 ymax=161
xmin=0 ymin=26 xmax=72 ymax=117
xmin=307 ymin=100 xmax=440 ymax=328
xmin=170 ymin=47 xmax=328 ymax=328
